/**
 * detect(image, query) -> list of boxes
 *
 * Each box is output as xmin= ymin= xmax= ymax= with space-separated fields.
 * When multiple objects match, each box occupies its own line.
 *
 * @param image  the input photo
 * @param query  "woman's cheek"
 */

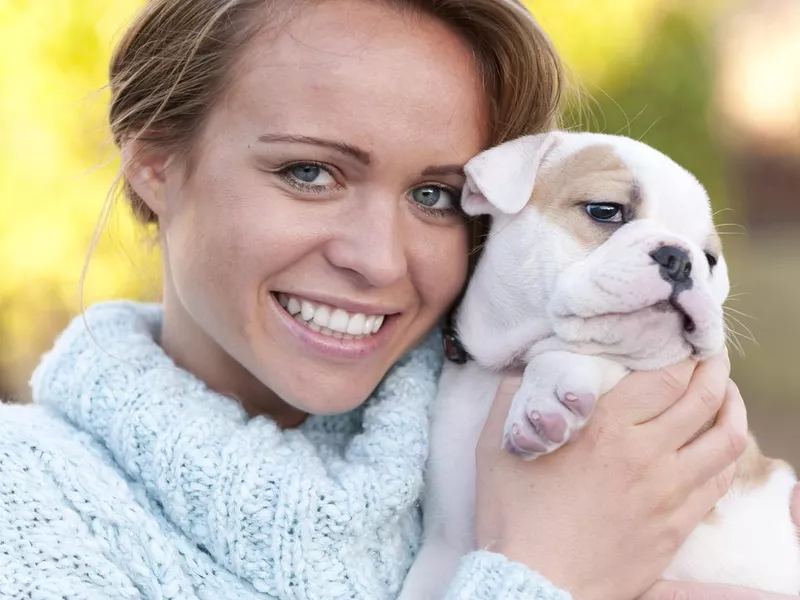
xmin=417 ymin=226 xmax=470 ymax=310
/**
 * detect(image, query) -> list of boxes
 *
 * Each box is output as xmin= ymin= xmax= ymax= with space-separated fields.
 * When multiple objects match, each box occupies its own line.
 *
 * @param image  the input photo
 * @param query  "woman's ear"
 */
xmin=121 ymin=138 xmax=173 ymax=218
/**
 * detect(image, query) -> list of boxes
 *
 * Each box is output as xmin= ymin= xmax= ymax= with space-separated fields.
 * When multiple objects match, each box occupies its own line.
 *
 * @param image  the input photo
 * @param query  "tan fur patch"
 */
xmin=703 ymin=434 xmax=782 ymax=524
xmin=733 ymin=434 xmax=784 ymax=491
xmin=703 ymin=434 xmax=789 ymax=525
xmin=530 ymin=144 xmax=638 ymax=249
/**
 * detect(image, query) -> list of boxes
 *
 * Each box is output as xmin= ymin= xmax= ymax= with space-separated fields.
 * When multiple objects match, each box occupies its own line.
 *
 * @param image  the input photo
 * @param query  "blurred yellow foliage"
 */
xmin=0 ymin=0 xmax=729 ymax=398
xmin=0 ymin=0 xmax=158 ymax=395
xmin=531 ymin=0 xmax=726 ymax=87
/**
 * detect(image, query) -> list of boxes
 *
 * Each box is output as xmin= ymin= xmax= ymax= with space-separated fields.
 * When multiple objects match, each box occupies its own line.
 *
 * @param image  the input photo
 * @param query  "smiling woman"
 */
xmin=0 ymin=0 xmax=575 ymax=597
xmin=1 ymin=0 xmax=796 ymax=599
xmin=118 ymin=0 xmax=495 ymax=424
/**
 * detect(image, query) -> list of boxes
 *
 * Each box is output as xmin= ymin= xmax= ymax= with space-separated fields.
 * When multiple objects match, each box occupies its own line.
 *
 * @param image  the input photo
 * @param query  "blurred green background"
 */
xmin=0 ymin=0 xmax=797 ymax=464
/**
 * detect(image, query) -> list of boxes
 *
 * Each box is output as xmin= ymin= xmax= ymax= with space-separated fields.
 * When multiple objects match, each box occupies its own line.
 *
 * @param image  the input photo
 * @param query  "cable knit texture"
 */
xmin=0 ymin=301 xmax=571 ymax=600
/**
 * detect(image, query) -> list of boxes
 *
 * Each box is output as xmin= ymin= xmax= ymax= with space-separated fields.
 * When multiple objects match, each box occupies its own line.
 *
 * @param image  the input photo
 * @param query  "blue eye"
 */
xmin=286 ymin=163 xmax=336 ymax=186
xmin=411 ymin=185 xmax=454 ymax=210
xmin=291 ymin=164 xmax=321 ymax=182
xmin=585 ymin=203 xmax=624 ymax=223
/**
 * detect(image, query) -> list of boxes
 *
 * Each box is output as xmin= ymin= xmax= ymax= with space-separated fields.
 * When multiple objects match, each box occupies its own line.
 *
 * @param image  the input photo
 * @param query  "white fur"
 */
xmin=400 ymin=132 xmax=800 ymax=598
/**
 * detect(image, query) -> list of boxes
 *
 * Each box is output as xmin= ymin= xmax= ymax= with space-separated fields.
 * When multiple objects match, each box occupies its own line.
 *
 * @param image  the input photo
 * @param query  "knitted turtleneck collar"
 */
xmin=30 ymin=300 xmax=444 ymax=596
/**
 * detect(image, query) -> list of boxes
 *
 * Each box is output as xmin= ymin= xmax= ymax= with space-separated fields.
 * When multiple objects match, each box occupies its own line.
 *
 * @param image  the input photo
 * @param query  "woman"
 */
xmin=0 ymin=0 xmax=796 ymax=598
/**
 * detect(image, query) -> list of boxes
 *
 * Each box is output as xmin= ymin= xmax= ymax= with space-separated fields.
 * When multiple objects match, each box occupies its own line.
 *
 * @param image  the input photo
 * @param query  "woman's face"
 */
xmin=133 ymin=0 xmax=488 ymax=421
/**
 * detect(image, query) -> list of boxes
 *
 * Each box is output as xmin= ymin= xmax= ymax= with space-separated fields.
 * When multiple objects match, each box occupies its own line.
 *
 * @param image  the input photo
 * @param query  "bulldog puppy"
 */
xmin=399 ymin=132 xmax=800 ymax=599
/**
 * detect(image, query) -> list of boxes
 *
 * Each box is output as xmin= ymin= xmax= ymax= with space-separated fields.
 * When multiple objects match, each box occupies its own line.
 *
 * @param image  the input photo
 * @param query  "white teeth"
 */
xmin=329 ymin=309 xmax=350 ymax=333
xmin=279 ymin=293 xmax=388 ymax=339
xmin=301 ymin=301 xmax=315 ymax=322
xmin=312 ymin=305 xmax=331 ymax=328
xmin=346 ymin=313 xmax=366 ymax=335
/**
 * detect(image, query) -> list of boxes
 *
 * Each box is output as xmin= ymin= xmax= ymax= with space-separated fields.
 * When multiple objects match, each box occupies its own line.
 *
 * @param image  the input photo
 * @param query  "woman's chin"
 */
xmin=264 ymin=372 xmax=381 ymax=418
xmin=290 ymin=386 xmax=376 ymax=417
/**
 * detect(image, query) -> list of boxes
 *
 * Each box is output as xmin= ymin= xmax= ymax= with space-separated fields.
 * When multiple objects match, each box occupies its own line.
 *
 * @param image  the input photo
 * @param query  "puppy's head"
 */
xmin=457 ymin=132 xmax=729 ymax=370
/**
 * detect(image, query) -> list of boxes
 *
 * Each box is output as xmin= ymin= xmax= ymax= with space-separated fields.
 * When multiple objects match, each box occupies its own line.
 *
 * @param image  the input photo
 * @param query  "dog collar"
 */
xmin=443 ymin=328 xmax=472 ymax=364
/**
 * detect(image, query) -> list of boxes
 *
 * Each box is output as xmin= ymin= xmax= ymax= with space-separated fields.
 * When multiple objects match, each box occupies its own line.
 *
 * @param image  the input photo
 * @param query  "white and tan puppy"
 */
xmin=400 ymin=132 xmax=800 ymax=598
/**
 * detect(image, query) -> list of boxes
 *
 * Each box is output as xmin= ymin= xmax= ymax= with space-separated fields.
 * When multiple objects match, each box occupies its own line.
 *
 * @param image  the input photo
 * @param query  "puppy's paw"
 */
xmin=500 ymin=351 xmax=620 ymax=460
xmin=502 ymin=380 xmax=596 ymax=460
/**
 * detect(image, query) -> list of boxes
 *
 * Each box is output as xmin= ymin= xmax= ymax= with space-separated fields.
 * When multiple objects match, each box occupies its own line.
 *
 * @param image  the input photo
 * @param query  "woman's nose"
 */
xmin=324 ymin=200 xmax=408 ymax=288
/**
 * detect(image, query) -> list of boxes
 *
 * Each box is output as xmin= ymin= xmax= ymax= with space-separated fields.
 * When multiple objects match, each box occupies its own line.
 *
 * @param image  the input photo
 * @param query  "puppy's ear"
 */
xmin=461 ymin=133 xmax=559 ymax=217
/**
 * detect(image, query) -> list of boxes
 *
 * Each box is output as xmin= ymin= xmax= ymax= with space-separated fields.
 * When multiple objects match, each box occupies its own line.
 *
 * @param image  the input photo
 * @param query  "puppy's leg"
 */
xmin=399 ymin=362 xmax=500 ymax=600
xmin=503 ymin=351 xmax=628 ymax=459
xmin=663 ymin=451 xmax=800 ymax=594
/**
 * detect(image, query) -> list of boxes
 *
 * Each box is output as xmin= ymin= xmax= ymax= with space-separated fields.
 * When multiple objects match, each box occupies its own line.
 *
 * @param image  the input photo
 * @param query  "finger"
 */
xmin=792 ymin=483 xmax=800 ymax=528
xmin=600 ymin=359 xmax=698 ymax=426
xmin=677 ymin=460 xmax=737 ymax=536
xmin=676 ymin=380 xmax=748 ymax=486
xmin=643 ymin=352 xmax=731 ymax=448
xmin=639 ymin=579 xmax=787 ymax=599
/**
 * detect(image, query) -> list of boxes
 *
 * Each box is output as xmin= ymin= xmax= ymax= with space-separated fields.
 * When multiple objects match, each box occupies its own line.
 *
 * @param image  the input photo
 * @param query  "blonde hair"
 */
xmin=108 ymin=0 xmax=564 ymax=258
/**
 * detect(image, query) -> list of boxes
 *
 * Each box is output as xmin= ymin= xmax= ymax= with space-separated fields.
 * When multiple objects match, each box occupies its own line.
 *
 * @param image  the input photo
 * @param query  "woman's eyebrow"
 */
xmin=258 ymin=134 xmax=464 ymax=178
xmin=258 ymin=133 xmax=371 ymax=165
xmin=421 ymin=165 xmax=465 ymax=177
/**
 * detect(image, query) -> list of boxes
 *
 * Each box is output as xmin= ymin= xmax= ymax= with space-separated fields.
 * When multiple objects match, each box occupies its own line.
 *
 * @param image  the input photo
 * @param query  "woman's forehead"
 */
xmin=217 ymin=0 xmax=489 ymax=161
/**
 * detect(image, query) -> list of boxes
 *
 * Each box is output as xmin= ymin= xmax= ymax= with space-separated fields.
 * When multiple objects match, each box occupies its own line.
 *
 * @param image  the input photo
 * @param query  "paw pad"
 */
xmin=560 ymin=392 xmax=596 ymax=419
xmin=527 ymin=410 xmax=568 ymax=443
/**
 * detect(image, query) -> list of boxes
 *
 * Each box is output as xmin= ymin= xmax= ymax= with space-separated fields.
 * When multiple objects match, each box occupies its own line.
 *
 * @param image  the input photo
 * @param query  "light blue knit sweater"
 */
xmin=0 ymin=301 xmax=570 ymax=600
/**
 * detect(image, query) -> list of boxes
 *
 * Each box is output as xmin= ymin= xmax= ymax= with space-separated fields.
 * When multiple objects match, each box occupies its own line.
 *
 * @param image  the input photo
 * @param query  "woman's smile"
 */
xmin=269 ymin=291 xmax=399 ymax=361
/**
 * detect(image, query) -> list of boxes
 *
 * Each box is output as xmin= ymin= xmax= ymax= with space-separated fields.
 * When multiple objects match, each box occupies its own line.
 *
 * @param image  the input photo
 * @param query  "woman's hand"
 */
xmin=473 ymin=352 xmax=749 ymax=600
xmin=638 ymin=483 xmax=800 ymax=599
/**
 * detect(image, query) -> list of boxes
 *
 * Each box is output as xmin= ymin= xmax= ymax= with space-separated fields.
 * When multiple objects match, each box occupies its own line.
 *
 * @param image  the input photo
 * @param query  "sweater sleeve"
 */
xmin=443 ymin=551 xmax=572 ymax=600
xmin=30 ymin=302 xmax=443 ymax=597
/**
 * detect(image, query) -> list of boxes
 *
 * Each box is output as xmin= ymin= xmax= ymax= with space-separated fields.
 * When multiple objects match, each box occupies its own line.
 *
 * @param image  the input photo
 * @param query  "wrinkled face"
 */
xmin=459 ymin=132 xmax=729 ymax=370
xmin=128 ymin=0 xmax=486 ymax=419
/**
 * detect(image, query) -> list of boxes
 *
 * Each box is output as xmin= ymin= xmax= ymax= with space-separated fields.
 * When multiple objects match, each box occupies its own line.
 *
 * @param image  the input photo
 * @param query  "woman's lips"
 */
xmin=270 ymin=292 xmax=396 ymax=360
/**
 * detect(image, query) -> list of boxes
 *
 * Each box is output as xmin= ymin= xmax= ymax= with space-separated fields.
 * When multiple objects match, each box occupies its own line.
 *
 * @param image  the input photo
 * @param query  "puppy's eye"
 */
xmin=705 ymin=252 xmax=718 ymax=270
xmin=585 ymin=203 xmax=624 ymax=223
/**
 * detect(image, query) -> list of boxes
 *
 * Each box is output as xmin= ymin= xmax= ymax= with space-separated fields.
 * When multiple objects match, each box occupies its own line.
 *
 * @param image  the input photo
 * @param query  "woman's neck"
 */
xmin=160 ymin=291 xmax=308 ymax=429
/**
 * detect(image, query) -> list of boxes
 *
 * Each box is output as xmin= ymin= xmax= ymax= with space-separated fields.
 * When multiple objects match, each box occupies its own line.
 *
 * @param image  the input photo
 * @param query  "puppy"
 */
xmin=400 ymin=132 xmax=800 ymax=598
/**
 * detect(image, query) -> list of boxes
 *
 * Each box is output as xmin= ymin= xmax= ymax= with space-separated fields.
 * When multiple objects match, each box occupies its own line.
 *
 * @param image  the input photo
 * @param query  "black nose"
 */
xmin=650 ymin=246 xmax=692 ymax=284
